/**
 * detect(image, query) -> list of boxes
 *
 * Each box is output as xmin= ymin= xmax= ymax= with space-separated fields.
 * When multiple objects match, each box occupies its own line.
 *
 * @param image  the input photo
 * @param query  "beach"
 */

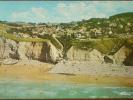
xmin=0 ymin=60 xmax=133 ymax=87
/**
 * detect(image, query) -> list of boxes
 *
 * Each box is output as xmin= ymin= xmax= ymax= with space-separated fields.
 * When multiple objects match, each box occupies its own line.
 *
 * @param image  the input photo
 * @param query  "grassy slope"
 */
xmin=0 ymin=25 xmax=8 ymax=30
xmin=72 ymin=38 xmax=126 ymax=54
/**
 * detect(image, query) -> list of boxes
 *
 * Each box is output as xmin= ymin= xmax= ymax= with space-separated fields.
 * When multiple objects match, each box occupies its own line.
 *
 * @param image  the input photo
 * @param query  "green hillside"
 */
xmin=72 ymin=38 xmax=126 ymax=54
xmin=109 ymin=12 xmax=133 ymax=19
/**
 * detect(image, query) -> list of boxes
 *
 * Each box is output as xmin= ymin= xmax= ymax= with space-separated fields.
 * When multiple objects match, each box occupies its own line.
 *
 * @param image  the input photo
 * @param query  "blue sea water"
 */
xmin=0 ymin=78 xmax=133 ymax=99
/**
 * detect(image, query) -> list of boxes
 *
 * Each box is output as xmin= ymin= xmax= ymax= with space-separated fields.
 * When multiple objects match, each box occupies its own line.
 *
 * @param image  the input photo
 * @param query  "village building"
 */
xmin=95 ymin=30 xmax=102 ymax=35
xmin=109 ymin=31 xmax=113 ymax=35
xmin=32 ymin=35 xmax=38 ymax=39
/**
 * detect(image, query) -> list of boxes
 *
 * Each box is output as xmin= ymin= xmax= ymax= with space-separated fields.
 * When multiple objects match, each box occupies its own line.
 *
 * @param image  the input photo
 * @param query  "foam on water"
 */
xmin=0 ymin=78 xmax=133 ymax=99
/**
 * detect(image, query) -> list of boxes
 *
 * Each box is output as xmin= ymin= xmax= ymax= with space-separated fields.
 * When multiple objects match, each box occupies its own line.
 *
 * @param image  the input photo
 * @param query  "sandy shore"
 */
xmin=0 ymin=60 xmax=133 ymax=87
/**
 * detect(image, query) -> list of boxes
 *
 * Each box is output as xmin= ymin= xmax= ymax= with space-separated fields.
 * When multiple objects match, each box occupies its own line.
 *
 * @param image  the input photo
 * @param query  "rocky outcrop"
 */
xmin=67 ymin=46 xmax=132 ymax=65
xmin=123 ymin=48 xmax=133 ymax=66
xmin=0 ymin=36 xmax=59 ymax=63
xmin=108 ymin=46 xmax=132 ymax=64
xmin=3 ymin=58 xmax=19 ymax=65
xmin=66 ymin=46 xmax=104 ymax=63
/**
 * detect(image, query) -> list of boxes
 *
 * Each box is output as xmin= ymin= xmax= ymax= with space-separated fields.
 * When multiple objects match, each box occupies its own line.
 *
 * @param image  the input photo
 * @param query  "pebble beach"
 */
xmin=0 ymin=60 xmax=133 ymax=87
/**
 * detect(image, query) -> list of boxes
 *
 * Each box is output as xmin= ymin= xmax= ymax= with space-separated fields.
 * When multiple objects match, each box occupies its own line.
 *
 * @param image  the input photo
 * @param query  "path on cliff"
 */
xmin=52 ymin=34 xmax=64 ymax=58
xmin=108 ymin=39 xmax=125 ymax=55
xmin=52 ymin=34 xmax=63 ymax=51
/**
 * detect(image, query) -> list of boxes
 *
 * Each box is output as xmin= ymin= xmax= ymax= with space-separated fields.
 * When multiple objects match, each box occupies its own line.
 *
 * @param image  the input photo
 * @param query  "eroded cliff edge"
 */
xmin=0 ymin=36 xmax=59 ymax=63
xmin=66 ymin=42 xmax=133 ymax=66
xmin=0 ymin=36 xmax=133 ymax=66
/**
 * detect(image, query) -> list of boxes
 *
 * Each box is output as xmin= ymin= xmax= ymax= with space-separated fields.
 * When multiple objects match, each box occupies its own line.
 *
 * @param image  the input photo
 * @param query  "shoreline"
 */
xmin=0 ymin=69 xmax=133 ymax=87
xmin=0 ymin=60 xmax=133 ymax=87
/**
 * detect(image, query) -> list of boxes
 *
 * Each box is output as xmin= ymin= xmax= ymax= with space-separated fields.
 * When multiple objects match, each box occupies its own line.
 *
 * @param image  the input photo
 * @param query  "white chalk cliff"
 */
xmin=0 ymin=36 xmax=133 ymax=65
xmin=0 ymin=36 xmax=59 ymax=63
xmin=67 ymin=46 xmax=132 ymax=65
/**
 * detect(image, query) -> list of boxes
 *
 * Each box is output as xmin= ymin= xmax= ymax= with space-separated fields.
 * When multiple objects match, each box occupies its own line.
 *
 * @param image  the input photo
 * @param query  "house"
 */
xmin=0 ymin=30 xmax=7 ymax=33
xmin=19 ymin=33 xmax=24 ymax=37
xmin=23 ymin=33 xmax=30 ymax=38
xmin=109 ymin=31 xmax=112 ymax=34
xmin=97 ymin=22 xmax=100 ymax=24
xmin=32 ymin=31 xmax=38 ymax=34
xmin=109 ymin=23 xmax=117 ymax=27
xmin=74 ymin=33 xmax=82 ymax=38
xmin=16 ymin=27 xmax=21 ymax=29
xmin=95 ymin=30 xmax=102 ymax=35
xmin=127 ymin=23 xmax=131 ymax=26
xmin=85 ymin=32 xmax=91 ymax=38
xmin=106 ymin=27 xmax=111 ymax=31
xmin=39 ymin=32 xmax=45 ymax=35
xmin=125 ymin=27 xmax=131 ymax=32
xmin=66 ymin=30 xmax=74 ymax=35
xmin=32 ymin=35 xmax=38 ymax=39
xmin=120 ymin=18 xmax=124 ymax=21
xmin=118 ymin=24 xmax=123 ymax=28
xmin=56 ymin=26 xmax=62 ymax=31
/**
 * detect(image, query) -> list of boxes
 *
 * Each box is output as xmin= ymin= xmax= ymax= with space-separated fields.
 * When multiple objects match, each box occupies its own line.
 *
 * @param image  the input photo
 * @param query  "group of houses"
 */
xmin=0 ymin=17 xmax=133 ymax=40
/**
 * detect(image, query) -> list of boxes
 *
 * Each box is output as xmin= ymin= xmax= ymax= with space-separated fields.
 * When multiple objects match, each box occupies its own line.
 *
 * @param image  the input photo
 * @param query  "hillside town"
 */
xmin=0 ymin=13 xmax=133 ymax=40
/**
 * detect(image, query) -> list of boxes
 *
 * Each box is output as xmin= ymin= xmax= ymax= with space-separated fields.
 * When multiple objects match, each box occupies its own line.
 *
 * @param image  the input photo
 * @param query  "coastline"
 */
xmin=0 ymin=60 xmax=133 ymax=87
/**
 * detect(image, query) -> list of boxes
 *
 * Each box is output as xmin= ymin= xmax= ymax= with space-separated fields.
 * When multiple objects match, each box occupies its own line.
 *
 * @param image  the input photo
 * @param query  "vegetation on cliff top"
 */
xmin=38 ymin=34 xmax=62 ymax=50
xmin=72 ymin=38 xmax=126 ymax=54
xmin=0 ymin=25 xmax=8 ymax=30
xmin=57 ymin=35 xmax=126 ymax=54
xmin=0 ymin=33 xmax=49 ymax=42
xmin=0 ymin=33 xmax=62 ymax=49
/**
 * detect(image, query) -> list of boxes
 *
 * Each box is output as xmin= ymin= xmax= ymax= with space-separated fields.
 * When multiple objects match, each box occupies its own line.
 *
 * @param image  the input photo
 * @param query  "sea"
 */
xmin=0 ymin=78 xmax=133 ymax=99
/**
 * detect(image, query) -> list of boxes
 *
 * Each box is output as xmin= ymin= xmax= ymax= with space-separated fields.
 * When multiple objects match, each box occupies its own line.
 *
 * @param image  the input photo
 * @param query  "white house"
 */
xmin=109 ymin=31 xmax=113 ymax=35
xmin=23 ymin=33 xmax=30 ymax=38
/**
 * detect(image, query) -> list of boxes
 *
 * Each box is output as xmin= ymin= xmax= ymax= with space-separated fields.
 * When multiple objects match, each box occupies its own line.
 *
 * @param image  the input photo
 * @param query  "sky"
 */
xmin=0 ymin=1 xmax=133 ymax=23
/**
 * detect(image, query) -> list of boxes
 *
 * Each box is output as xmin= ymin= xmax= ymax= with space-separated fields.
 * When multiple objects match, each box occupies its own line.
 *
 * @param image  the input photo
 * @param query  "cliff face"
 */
xmin=67 ymin=46 xmax=104 ymax=63
xmin=67 ymin=46 xmax=133 ymax=65
xmin=108 ymin=46 xmax=132 ymax=64
xmin=0 ymin=36 xmax=59 ymax=63
xmin=1 ymin=36 xmax=133 ymax=65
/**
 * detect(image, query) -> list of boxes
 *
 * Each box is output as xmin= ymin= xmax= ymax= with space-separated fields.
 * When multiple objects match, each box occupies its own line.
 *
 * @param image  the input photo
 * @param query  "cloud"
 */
xmin=9 ymin=1 xmax=133 ymax=23
xmin=31 ymin=7 xmax=47 ymax=18
xmin=55 ymin=2 xmax=98 ymax=22
xmin=120 ymin=1 xmax=133 ymax=11
xmin=11 ymin=12 xmax=31 ymax=19
xmin=100 ymin=2 xmax=116 ymax=13
xmin=57 ymin=3 xmax=66 ymax=8
xmin=56 ymin=2 xmax=98 ymax=17
xmin=10 ymin=7 xmax=48 ymax=23
xmin=93 ymin=1 xmax=133 ymax=14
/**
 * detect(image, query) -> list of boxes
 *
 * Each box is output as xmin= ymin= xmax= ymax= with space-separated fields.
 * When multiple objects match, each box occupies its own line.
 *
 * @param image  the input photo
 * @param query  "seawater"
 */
xmin=0 ymin=78 xmax=133 ymax=99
